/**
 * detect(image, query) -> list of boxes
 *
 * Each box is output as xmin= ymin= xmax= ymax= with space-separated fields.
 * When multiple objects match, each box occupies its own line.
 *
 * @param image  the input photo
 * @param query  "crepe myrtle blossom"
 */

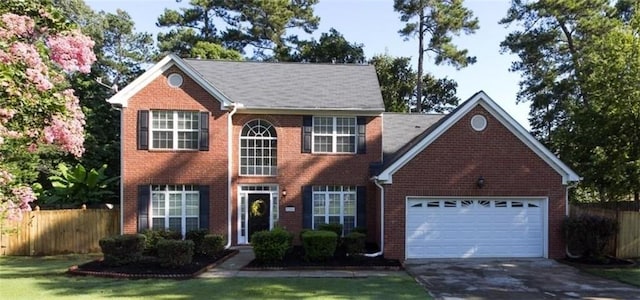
xmin=48 ymin=30 xmax=96 ymax=73
xmin=0 ymin=13 xmax=35 ymax=39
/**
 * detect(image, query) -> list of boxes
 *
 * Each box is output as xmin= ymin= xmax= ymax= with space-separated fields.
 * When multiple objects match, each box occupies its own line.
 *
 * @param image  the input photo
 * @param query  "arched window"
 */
xmin=240 ymin=120 xmax=277 ymax=176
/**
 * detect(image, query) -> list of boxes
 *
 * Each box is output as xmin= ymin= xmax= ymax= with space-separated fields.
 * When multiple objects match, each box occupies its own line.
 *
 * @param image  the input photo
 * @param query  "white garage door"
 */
xmin=406 ymin=198 xmax=545 ymax=258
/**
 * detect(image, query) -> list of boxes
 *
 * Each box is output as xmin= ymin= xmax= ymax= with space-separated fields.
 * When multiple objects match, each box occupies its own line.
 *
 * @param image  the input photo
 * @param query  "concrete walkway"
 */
xmin=199 ymin=247 xmax=406 ymax=278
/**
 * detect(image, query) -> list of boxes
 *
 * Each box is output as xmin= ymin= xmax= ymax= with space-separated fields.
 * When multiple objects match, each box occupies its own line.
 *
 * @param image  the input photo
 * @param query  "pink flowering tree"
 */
xmin=0 ymin=4 xmax=96 ymax=224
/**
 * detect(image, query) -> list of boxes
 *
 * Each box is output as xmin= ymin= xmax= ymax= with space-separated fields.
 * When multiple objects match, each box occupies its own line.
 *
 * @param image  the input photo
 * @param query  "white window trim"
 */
xmin=239 ymin=119 xmax=277 ymax=176
xmin=311 ymin=186 xmax=357 ymax=233
xmin=150 ymin=110 xmax=199 ymax=150
xmin=150 ymin=185 xmax=199 ymax=235
xmin=312 ymin=116 xmax=357 ymax=154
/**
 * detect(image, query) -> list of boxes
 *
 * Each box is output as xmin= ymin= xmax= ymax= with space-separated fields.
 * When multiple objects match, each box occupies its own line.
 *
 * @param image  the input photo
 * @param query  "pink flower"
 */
xmin=0 ymin=169 xmax=12 ymax=184
xmin=9 ymin=42 xmax=44 ymax=69
xmin=43 ymin=114 xmax=85 ymax=157
xmin=12 ymin=186 xmax=35 ymax=210
xmin=0 ymin=13 xmax=35 ymax=39
xmin=48 ymin=30 xmax=96 ymax=73
xmin=27 ymin=143 xmax=37 ymax=153
xmin=26 ymin=68 xmax=53 ymax=91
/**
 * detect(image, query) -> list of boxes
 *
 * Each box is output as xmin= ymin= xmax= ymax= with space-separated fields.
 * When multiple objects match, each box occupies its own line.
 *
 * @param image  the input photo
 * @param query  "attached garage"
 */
xmin=406 ymin=198 xmax=547 ymax=259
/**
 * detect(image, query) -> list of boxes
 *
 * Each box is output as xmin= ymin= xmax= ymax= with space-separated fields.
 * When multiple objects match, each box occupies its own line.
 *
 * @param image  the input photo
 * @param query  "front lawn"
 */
xmin=0 ymin=255 xmax=430 ymax=300
xmin=584 ymin=267 xmax=640 ymax=287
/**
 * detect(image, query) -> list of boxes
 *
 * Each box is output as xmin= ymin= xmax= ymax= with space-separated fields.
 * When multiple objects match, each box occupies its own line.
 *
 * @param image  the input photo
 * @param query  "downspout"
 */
xmin=565 ymin=180 xmax=580 ymax=258
xmin=365 ymin=177 xmax=384 ymax=257
xmin=225 ymin=103 xmax=240 ymax=249
xmin=110 ymin=104 xmax=124 ymax=235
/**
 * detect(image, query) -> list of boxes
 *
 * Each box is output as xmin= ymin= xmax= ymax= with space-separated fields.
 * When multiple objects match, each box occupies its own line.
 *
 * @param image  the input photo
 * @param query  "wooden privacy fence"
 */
xmin=0 ymin=208 xmax=119 ymax=256
xmin=570 ymin=206 xmax=640 ymax=258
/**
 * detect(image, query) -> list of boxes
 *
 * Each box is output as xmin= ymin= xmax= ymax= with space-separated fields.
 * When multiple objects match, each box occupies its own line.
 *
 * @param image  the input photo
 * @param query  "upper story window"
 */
xmin=150 ymin=110 xmax=199 ymax=150
xmin=240 ymin=119 xmax=277 ymax=176
xmin=312 ymin=116 xmax=356 ymax=153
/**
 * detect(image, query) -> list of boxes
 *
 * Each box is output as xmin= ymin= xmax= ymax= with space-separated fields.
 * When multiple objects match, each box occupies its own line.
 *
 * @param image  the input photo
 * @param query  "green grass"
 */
xmin=585 ymin=267 xmax=640 ymax=287
xmin=0 ymin=255 xmax=430 ymax=300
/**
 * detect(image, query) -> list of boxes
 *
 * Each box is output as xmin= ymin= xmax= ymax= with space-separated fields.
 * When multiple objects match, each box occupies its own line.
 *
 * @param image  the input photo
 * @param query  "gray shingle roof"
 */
xmin=383 ymin=113 xmax=445 ymax=166
xmin=183 ymin=59 xmax=385 ymax=111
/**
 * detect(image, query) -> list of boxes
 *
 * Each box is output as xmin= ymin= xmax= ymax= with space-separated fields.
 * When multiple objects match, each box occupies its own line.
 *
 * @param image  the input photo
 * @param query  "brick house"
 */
xmin=108 ymin=54 xmax=579 ymax=261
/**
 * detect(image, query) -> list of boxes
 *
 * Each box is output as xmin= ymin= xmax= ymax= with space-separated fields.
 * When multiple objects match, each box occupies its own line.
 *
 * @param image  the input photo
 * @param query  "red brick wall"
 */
xmin=383 ymin=104 xmax=567 ymax=260
xmin=121 ymin=66 xmax=229 ymax=236
xmin=121 ymin=66 xmax=383 ymax=245
xmin=232 ymin=114 xmax=382 ymax=244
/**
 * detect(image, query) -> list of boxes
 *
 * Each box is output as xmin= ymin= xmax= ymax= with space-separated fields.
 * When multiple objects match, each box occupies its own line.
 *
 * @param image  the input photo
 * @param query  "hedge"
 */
xmin=99 ymin=234 xmax=146 ymax=266
xmin=302 ymin=230 xmax=338 ymax=262
xmin=251 ymin=227 xmax=292 ymax=263
xmin=157 ymin=239 xmax=194 ymax=268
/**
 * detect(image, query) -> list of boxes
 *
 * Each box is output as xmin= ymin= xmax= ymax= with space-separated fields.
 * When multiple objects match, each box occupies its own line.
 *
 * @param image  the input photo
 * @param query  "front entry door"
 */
xmin=248 ymin=193 xmax=271 ymax=242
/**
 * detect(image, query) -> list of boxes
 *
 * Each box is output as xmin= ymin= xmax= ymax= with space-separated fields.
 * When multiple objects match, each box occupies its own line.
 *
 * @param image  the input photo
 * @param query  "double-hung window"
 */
xmin=240 ymin=119 xmax=277 ymax=176
xmin=150 ymin=185 xmax=199 ymax=235
xmin=312 ymin=186 xmax=357 ymax=235
xmin=312 ymin=117 xmax=356 ymax=153
xmin=151 ymin=110 xmax=199 ymax=150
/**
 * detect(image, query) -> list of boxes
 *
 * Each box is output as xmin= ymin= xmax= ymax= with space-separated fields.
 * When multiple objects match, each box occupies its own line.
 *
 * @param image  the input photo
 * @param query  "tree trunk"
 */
xmin=416 ymin=7 xmax=424 ymax=113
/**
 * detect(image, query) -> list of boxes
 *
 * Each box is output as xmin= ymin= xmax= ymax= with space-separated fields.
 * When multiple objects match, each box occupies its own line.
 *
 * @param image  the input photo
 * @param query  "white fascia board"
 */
xmin=107 ymin=54 xmax=233 ymax=110
xmin=377 ymin=91 xmax=580 ymax=185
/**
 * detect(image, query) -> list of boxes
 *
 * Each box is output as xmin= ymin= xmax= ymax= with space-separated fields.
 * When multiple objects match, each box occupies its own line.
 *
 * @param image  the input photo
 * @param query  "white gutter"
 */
xmin=224 ymin=103 xmax=241 ymax=249
xmin=365 ymin=177 xmax=384 ymax=257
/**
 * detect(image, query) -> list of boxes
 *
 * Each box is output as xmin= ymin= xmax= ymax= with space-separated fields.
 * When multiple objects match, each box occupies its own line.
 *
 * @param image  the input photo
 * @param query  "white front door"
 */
xmin=406 ymin=198 xmax=546 ymax=259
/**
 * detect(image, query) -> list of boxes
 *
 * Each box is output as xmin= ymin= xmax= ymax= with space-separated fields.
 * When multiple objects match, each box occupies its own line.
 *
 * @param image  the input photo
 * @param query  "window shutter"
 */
xmin=199 ymin=112 xmax=209 ymax=151
xmin=357 ymin=117 xmax=366 ymax=154
xmin=199 ymin=185 xmax=210 ymax=230
xmin=137 ymin=110 xmax=149 ymax=150
xmin=302 ymin=186 xmax=312 ymax=228
xmin=356 ymin=186 xmax=366 ymax=228
xmin=137 ymin=185 xmax=150 ymax=232
xmin=302 ymin=116 xmax=312 ymax=153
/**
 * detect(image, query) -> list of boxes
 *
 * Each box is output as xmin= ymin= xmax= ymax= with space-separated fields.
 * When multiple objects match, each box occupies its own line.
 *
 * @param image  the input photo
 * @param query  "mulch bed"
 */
xmin=68 ymin=249 xmax=238 ymax=279
xmin=243 ymin=245 xmax=402 ymax=270
xmin=561 ymin=256 xmax=637 ymax=269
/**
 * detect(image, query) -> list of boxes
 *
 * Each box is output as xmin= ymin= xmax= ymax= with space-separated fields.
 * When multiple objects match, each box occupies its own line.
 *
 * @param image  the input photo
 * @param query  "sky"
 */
xmin=85 ymin=0 xmax=529 ymax=129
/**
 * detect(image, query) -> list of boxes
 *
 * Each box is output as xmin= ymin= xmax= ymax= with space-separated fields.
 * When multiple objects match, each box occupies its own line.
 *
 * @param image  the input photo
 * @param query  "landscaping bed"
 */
xmin=68 ymin=249 xmax=237 ymax=279
xmin=244 ymin=245 xmax=402 ymax=270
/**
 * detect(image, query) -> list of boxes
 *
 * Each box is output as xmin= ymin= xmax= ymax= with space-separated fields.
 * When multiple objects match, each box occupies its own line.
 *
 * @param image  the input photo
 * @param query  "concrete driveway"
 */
xmin=404 ymin=259 xmax=640 ymax=300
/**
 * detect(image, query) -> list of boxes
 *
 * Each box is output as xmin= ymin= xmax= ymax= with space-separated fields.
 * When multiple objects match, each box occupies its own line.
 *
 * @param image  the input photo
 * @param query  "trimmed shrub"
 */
xmin=564 ymin=214 xmax=619 ymax=259
xmin=251 ymin=227 xmax=293 ymax=263
xmin=141 ymin=229 xmax=181 ymax=255
xmin=99 ymin=234 xmax=146 ymax=266
xmin=201 ymin=234 xmax=225 ymax=257
xmin=157 ymin=239 xmax=194 ymax=268
xmin=302 ymin=230 xmax=338 ymax=262
xmin=186 ymin=229 xmax=210 ymax=255
xmin=352 ymin=227 xmax=368 ymax=235
xmin=299 ymin=228 xmax=311 ymax=242
xmin=343 ymin=232 xmax=366 ymax=257
xmin=318 ymin=223 xmax=343 ymax=236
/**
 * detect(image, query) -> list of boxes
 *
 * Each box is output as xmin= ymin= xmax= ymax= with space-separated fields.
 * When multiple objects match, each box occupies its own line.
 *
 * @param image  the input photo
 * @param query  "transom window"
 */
xmin=312 ymin=117 xmax=356 ymax=153
xmin=240 ymin=120 xmax=277 ymax=176
xmin=312 ymin=185 xmax=356 ymax=235
xmin=151 ymin=110 xmax=199 ymax=150
xmin=150 ymin=185 xmax=199 ymax=235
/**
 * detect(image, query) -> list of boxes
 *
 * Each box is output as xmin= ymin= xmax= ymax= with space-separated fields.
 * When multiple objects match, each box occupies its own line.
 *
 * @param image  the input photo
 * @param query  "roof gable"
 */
xmin=107 ymin=54 xmax=233 ymax=109
xmin=377 ymin=91 xmax=580 ymax=185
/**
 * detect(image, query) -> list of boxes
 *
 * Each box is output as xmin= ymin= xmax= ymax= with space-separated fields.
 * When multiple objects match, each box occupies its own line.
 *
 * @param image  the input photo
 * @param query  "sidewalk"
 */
xmin=199 ymin=247 xmax=407 ymax=278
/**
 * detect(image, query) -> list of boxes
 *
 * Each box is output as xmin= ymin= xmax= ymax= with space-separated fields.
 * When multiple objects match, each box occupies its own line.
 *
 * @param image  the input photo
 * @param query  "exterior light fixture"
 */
xmin=282 ymin=189 xmax=287 ymax=197
xmin=477 ymin=176 xmax=485 ymax=189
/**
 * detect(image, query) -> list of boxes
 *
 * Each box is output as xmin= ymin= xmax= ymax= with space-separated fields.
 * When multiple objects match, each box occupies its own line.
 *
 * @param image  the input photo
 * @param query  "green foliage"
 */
xmin=352 ymin=226 xmax=368 ymax=235
xmin=140 ymin=229 xmax=182 ymax=256
xmin=185 ymin=228 xmax=209 ymax=255
xmin=394 ymin=0 xmax=478 ymax=113
xmin=564 ymin=215 xmax=619 ymax=259
xmin=190 ymin=41 xmax=243 ymax=60
xmin=293 ymin=28 xmax=365 ymax=63
xmin=98 ymin=234 xmax=146 ymax=266
xmin=251 ymin=227 xmax=293 ymax=263
xmin=39 ymin=163 xmax=118 ymax=206
xmin=157 ymin=239 xmax=194 ymax=268
xmin=343 ymin=232 xmax=366 ymax=257
xmin=302 ymin=230 xmax=338 ymax=262
xmin=317 ymin=223 xmax=343 ymax=236
xmin=201 ymin=234 xmax=225 ymax=257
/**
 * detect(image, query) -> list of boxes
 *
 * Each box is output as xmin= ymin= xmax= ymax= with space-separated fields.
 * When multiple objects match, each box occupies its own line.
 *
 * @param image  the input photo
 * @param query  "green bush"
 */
xmin=157 ymin=239 xmax=194 ymax=268
xmin=564 ymin=215 xmax=619 ymax=259
xmin=141 ymin=229 xmax=182 ymax=255
xmin=99 ymin=234 xmax=146 ymax=266
xmin=201 ymin=234 xmax=225 ymax=257
xmin=352 ymin=227 xmax=368 ymax=235
xmin=299 ymin=228 xmax=311 ymax=242
xmin=251 ymin=227 xmax=293 ymax=263
xmin=343 ymin=232 xmax=366 ymax=257
xmin=302 ymin=230 xmax=338 ymax=262
xmin=186 ymin=229 xmax=209 ymax=255
xmin=318 ymin=223 xmax=343 ymax=236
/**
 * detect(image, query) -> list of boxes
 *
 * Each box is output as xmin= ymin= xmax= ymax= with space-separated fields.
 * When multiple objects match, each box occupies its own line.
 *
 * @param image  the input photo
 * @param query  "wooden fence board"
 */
xmin=0 ymin=209 xmax=119 ymax=256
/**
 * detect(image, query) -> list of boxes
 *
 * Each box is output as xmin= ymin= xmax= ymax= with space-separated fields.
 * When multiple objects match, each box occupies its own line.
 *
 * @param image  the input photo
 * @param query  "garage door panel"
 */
xmin=406 ymin=198 xmax=544 ymax=259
